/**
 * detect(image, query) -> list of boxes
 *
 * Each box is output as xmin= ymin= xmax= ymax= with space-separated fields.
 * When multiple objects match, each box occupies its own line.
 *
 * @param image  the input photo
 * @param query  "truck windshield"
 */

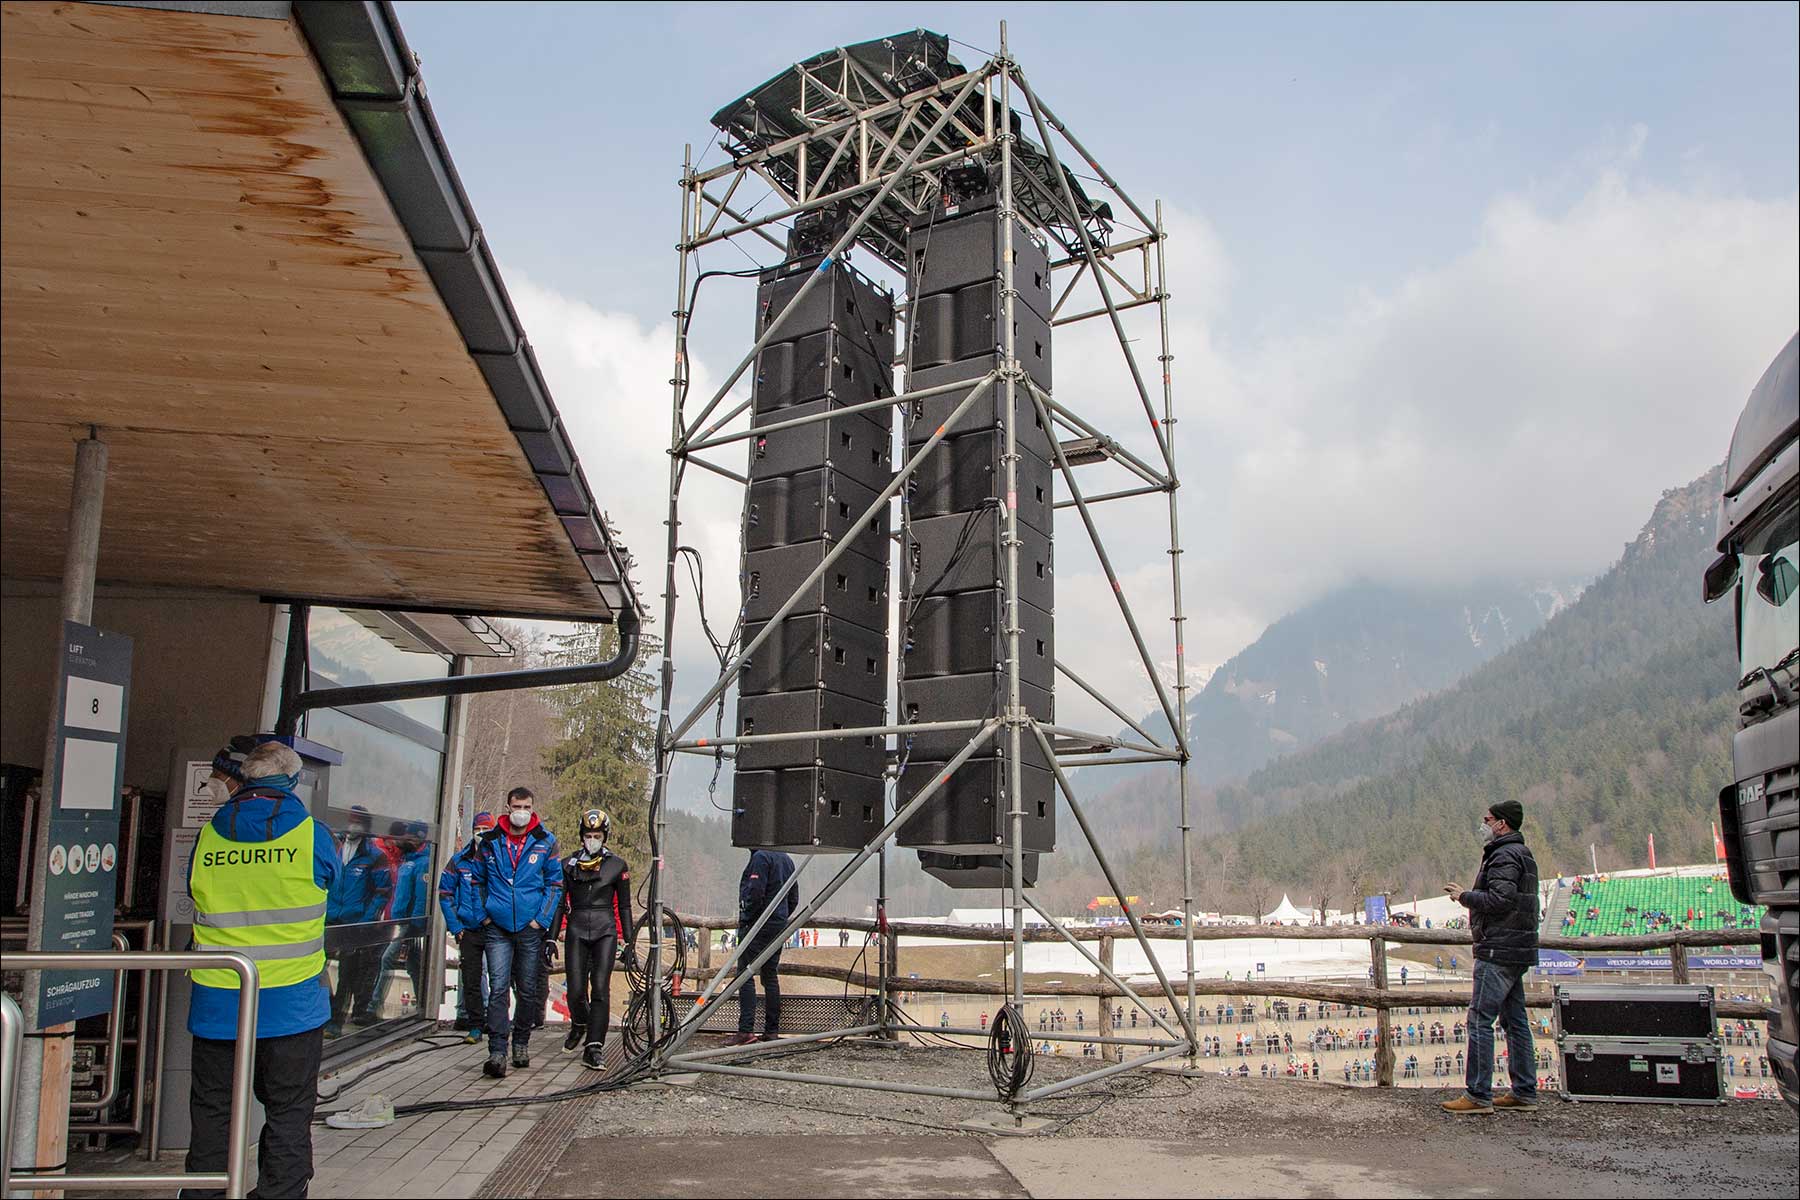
xmin=1739 ymin=530 xmax=1799 ymax=683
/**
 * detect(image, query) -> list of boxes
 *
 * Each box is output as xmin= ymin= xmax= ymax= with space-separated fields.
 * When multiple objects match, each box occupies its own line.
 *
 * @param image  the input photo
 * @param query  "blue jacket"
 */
xmin=738 ymin=849 xmax=797 ymax=937
xmin=473 ymin=817 xmax=562 ymax=933
xmin=326 ymin=836 xmax=393 ymax=926
xmin=391 ymin=846 xmax=431 ymax=930
xmin=186 ymin=788 xmax=339 ymax=1040
xmin=438 ymin=842 xmax=485 ymax=936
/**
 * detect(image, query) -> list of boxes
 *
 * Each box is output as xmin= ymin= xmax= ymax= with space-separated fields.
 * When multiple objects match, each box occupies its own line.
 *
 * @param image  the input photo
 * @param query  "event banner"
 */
xmin=1537 ymin=950 xmax=1763 ymax=972
xmin=1363 ymin=895 xmax=1388 ymax=924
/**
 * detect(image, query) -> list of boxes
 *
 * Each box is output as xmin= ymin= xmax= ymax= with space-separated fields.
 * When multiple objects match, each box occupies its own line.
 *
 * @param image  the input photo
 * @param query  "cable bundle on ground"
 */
xmin=986 ymin=1002 xmax=1035 ymax=1099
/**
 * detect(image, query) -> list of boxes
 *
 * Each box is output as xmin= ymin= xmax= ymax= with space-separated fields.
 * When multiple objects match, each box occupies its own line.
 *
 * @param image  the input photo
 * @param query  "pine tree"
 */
xmin=539 ymin=624 xmax=661 ymax=860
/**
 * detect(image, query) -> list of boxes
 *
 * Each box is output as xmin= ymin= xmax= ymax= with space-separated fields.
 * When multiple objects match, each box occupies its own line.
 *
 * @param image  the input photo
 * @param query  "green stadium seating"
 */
xmin=1559 ymin=872 xmax=1764 ymax=938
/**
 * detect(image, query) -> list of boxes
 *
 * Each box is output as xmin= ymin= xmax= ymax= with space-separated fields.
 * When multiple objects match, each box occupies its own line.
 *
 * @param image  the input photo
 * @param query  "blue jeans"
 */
xmin=483 ymin=924 xmax=544 ymax=1053
xmin=1465 ymin=958 xmax=1535 ymax=1103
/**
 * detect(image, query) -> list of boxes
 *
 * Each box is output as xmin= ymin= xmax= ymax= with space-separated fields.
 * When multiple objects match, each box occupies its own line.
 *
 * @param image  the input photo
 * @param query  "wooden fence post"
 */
xmin=699 ymin=926 xmax=713 ymax=974
xmin=1372 ymin=936 xmax=1395 ymax=1087
xmin=1670 ymin=941 xmax=1689 ymax=985
xmin=1099 ymin=935 xmax=1119 ymax=1062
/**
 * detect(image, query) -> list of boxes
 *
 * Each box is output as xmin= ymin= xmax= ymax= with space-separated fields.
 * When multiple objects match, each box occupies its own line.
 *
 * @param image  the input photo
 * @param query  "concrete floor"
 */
xmin=536 ymin=1129 xmax=1800 ymax=1199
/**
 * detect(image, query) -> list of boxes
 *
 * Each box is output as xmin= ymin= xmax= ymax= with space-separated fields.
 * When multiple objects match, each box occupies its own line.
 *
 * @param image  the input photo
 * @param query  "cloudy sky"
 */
xmin=396 ymin=1 xmax=1798 ymax=737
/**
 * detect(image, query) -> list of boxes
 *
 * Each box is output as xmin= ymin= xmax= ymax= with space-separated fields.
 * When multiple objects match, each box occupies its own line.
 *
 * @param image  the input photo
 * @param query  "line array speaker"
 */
xmin=734 ymin=255 xmax=896 ymax=853
xmin=897 ymin=189 xmax=1057 ymax=870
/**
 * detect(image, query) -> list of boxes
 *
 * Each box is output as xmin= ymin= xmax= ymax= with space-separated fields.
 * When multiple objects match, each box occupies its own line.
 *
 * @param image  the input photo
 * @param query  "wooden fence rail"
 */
xmin=663 ymin=913 xmax=1772 ymax=1086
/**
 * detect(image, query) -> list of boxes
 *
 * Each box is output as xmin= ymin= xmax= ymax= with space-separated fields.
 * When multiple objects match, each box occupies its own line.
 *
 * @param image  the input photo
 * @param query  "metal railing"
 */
xmin=2 ymin=950 xmax=259 ymax=1198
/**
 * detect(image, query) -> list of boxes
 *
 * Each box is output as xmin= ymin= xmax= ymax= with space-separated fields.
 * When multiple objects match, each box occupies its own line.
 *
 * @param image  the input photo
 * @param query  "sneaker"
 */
xmin=563 ymin=1024 xmax=586 ymax=1052
xmin=1440 ymin=1095 xmax=1494 ymax=1115
xmin=462 ymin=1027 xmax=483 ymax=1045
xmin=582 ymin=1043 xmax=606 ymax=1070
xmin=512 ymin=1045 xmax=531 ymax=1069
xmin=482 ymin=1055 xmax=507 ymax=1080
xmin=722 ymin=1032 xmax=758 ymax=1047
xmin=1493 ymin=1094 xmax=1538 ymax=1111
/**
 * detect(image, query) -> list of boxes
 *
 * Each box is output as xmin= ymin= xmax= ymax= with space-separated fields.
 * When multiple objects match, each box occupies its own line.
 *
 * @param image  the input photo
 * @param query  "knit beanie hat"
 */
xmin=1488 ymin=799 xmax=1524 ymax=831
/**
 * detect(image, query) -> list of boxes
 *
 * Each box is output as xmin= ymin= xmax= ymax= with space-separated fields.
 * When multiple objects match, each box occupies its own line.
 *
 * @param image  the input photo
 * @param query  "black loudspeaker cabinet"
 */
xmin=907 ymin=431 xmax=1052 ymax=533
xmin=736 ymin=692 xmax=885 ymax=775
xmin=909 ymin=199 xmax=1052 ymax=324
xmin=756 ymin=257 xmax=895 ymax=356
xmin=906 ymin=359 xmax=1053 ymax=462
xmin=743 ymin=543 xmax=888 ymax=628
xmin=749 ymin=399 xmax=893 ymax=493
xmin=897 ymin=757 xmax=1055 ymax=854
xmin=1553 ymin=984 xmax=1717 ymax=1040
xmin=918 ymin=850 xmax=1040 ymax=890
xmin=754 ymin=329 xmax=891 ymax=415
xmin=743 ymin=468 xmax=889 ymax=563
xmin=738 ymin=614 xmax=888 ymax=704
xmin=904 ymin=509 xmax=1053 ymax=612
xmin=1559 ymin=1037 xmax=1724 ymax=1104
xmin=909 ymin=285 xmax=1052 ymax=391
xmin=732 ymin=767 xmax=884 ymax=853
xmin=899 ymin=674 xmax=1053 ymax=764
xmin=904 ymin=589 xmax=1054 ymax=693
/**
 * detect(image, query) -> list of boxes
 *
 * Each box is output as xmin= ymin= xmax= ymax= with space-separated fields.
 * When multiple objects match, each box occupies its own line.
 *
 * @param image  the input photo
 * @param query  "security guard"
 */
xmin=554 ymin=809 xmax=637 ymax=1069
xmin=187 ymin=737 xmax=339 ymax=1198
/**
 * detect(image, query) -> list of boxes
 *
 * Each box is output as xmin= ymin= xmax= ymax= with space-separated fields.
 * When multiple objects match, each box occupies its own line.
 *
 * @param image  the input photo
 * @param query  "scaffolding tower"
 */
xmin=643 ymin=23 xmax=1199 ymax=1115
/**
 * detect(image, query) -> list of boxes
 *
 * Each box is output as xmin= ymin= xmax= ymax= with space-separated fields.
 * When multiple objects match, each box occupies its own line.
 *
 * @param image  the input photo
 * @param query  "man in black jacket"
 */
xmin=1442 ymin=799 xmax=1540 ymax=1114
xmin=725 ymin=849 xmax=796 ymax=1046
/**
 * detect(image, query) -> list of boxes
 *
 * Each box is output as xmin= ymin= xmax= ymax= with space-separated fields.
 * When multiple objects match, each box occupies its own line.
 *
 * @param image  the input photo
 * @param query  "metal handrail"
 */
xmin=1 ymin=950 xmax=258 ymax=1198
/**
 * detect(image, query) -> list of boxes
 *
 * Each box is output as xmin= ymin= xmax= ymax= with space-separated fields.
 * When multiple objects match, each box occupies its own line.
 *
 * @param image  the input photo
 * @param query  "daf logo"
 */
xmin=1737 ymin=781 xmax=1765 ymax=807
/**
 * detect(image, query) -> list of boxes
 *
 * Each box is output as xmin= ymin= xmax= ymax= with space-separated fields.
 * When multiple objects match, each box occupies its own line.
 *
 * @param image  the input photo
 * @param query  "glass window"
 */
xmin=308 ymin=707 xmax=444 ymax=825
xmin=1738 ymin=537 xmax=1799 ymax=682
xmin=307 ymin=606 xmax=449 ymax=728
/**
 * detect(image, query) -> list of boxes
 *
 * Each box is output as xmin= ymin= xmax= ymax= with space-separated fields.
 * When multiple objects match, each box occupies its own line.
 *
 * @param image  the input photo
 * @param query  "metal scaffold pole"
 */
xmin=645 ymin=143 xmax=697 ymax=1056
xmin=1156 ymin=199 xmax=1200 ymax=1065
xmin=996 ymin=21 xmax=1030 ymax=1097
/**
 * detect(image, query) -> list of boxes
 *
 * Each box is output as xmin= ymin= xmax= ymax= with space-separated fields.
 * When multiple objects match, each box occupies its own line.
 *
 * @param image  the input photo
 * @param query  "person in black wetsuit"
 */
xmin=554 ymin=809 xmax=637 ymax=1069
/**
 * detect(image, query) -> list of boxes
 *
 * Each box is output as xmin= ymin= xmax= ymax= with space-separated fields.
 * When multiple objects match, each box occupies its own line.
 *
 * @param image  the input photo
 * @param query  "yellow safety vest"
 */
xmin=189 ymin=815 xmax=326 ymax=990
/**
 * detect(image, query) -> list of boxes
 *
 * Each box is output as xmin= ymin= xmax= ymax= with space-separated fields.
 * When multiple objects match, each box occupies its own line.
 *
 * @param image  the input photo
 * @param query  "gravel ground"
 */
xmin=584 ymin=1039 xmax=1797 ymax=1144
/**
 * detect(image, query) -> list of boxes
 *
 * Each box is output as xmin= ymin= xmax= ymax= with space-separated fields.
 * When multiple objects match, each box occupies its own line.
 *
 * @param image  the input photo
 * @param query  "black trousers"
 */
xmin=188 ymin=1026 xmax=322 ymax=1199
xmin=565 ymin=933 xmax=618 ymax=1045
xmin=457 ymin=928 xmax=488 ymax=1026
xmin=736 ymin=938 xmax=782 ymax=1035
xmin=329 ymin=945 xmax=382 ymax=1023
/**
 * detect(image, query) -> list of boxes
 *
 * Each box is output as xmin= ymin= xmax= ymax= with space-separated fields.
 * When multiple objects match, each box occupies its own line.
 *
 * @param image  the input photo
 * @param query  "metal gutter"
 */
xmin=290 ymin=0 xmax=643 ymax=622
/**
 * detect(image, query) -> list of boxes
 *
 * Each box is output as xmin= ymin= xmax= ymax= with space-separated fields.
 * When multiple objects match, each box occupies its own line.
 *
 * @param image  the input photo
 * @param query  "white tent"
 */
xmin=1262 ymin=895 xmax=1311 ymax=925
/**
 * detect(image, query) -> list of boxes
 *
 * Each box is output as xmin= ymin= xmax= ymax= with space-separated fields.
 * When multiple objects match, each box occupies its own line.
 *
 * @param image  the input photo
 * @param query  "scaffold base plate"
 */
xmin=959 ymin=1110 xmax=1055 ymax=1136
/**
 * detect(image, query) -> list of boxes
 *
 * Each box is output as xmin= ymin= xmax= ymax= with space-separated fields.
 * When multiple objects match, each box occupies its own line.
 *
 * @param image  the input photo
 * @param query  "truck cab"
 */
xmin=1704 ymin=332 xmax=1798 ymax=1111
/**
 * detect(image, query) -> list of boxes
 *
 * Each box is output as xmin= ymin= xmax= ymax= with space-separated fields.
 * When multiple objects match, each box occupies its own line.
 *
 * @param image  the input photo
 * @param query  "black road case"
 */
xmin=1559 ymin=1037 xmax=1724 ymax=1104
xmin=1553 ymin=983 xmax=1717 ymax=1040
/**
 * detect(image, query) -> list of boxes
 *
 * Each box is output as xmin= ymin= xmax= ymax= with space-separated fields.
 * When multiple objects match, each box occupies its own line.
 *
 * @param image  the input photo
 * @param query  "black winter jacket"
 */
xmin=1461 ymin=831 xmax=1540 ymax=967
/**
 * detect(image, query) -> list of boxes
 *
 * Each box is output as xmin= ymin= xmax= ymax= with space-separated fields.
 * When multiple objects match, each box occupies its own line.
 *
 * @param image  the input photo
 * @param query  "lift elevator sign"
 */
xmin=37 ymin=621 xmax=131 ymax=1028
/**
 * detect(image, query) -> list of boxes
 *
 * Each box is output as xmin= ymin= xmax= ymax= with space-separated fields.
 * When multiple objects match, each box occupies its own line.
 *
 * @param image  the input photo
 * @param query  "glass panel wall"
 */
xmin=292 ymin=607 xmax=451 ymax=1048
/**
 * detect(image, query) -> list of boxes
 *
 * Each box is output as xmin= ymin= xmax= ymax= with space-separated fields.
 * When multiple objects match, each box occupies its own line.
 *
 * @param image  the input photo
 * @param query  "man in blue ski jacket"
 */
xmin=472 ymin=787 xmax=562 ymax=1076
xmin=439 ymin=810 xmax=496 ymax=1041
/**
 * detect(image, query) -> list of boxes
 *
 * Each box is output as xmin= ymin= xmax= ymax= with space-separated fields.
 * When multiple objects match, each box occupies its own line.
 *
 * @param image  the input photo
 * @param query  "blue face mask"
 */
xmin=247 ymin=772 xmax=301 ymax=792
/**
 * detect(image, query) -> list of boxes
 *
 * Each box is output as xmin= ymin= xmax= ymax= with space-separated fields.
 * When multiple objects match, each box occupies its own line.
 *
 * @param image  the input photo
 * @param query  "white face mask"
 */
xmin=206 ymin=779 xmax=233 ymax=807
xmin=509 ymin=809 xmax=531 ymax=829
xmin=583 ymin=836 xmax=604 ymax=856
xmin=1478 ymin=822 xmax=1496 ymax=843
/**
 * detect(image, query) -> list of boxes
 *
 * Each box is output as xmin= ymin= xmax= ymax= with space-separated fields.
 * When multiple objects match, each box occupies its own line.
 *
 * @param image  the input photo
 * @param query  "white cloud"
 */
xmin=513 ymin=164 xmax=1799 ymax=741
xmin=1036 ymin=167 xmax=1796 ymax=728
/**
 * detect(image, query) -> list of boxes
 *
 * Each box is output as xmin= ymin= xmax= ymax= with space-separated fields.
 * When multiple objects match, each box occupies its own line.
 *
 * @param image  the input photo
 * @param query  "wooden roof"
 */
xmin=1 ymin=1 xmax=617 ymax=620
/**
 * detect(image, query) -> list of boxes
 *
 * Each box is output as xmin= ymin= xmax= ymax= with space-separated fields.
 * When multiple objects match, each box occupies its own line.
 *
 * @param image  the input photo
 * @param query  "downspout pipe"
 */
xmin=284 ymin=607 xmax=642 ymax=715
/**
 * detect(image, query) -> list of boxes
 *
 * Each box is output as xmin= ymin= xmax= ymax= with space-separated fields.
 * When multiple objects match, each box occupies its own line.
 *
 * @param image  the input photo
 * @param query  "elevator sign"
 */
xmin=37 ymin=621 xmax=131 ymax=1028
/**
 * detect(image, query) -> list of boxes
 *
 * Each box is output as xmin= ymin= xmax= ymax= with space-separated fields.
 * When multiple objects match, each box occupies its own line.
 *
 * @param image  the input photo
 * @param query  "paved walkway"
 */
xmin=310 ymin=1036 xmax=595 ymax=1199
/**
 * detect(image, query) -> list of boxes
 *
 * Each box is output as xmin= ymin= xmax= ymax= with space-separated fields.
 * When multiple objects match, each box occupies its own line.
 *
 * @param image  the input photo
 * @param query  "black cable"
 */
xmin=986 ymin=1001 xmax=1034 ymax=1099
xmin=316 ymin=1034 xmax=469 ymax=1101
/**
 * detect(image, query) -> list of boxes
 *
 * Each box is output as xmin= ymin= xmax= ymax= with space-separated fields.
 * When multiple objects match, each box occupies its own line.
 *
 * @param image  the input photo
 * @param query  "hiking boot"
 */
xmin=583 ymin=1043 xmax=606 ymax=1070
xmin=1440 ymin=1094 xmax=1494 ymax=1114
xmin=563 ymin=1024 xmax=586 ymax=1052
xmin=512 ymin=1044 xmax=531 ymax=1069
xmin=1494 ymin=1093 xmax=1538 ymax=1111
xmin=463 ymin=1027 xmax=484 ymax=1045
xmin=482 ymin=1054 xmax=507 ymax=1080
